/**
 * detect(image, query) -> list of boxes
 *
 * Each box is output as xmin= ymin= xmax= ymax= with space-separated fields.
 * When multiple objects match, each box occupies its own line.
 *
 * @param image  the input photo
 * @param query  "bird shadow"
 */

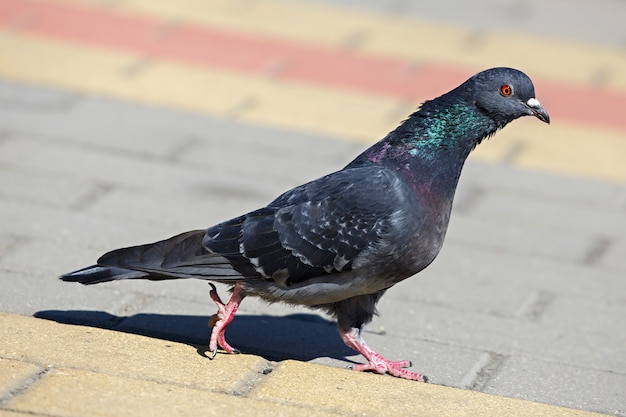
xmin=34 ymin=309 xmax=357 ymax=363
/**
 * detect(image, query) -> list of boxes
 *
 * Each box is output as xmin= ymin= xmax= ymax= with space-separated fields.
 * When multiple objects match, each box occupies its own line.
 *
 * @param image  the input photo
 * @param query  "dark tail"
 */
xmin=60 ymin=230 xmax=242 ymax=285
xmin=60 ymin=265 xmax=149 ymax=284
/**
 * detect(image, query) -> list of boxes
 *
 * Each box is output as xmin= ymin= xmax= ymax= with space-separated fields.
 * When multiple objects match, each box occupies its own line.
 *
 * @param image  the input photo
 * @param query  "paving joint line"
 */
xmin=460 ymin=351 xmax=506 ymax=391
xmin=111 ymin=293 xmax=158 ymax=324
xmin=162 ymin=135 xmax=204 ymax=164
xmin=452 ymin=185 xmax=486 ymax=214
xmin=120 ymin=57 xmax=154 ymax=78
xmin=340 ymin=29 xmax=369 ymax=50
xmin=582 ymin=236 xmax=613 ymax=266
xmin=225 ymin=96 xmax=259 ymax=119
xmin=69 ymin=181 xmax=116 ymax=212
xmin=0 ymin=130 xmax=11 ymax=145
xmin=0 ymin=362 xmax=51 ymax=408
xmin=260 ymin=57 xmax=290 ymax=79
xmin=498 ymin=138 xmax=527 ymax=165
xmin=0 ymin=235 xmax=31 ymax=261
xmin=513 ymin=289 xmax=556 ymax=322
xmin=0 ymin=91 xmax=83 ymax=113
xmin=242 ymin=385 xmax=365 ymax=417
xmin=5 ymin=127 xmax=188 ymax=166
xmin=226 ymin=360 xmax=276 ymax=397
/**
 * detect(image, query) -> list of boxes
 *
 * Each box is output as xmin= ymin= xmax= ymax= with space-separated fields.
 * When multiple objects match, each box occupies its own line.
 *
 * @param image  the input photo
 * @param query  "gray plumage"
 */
xmin=61 ymin=67 xmax=549 ymax=381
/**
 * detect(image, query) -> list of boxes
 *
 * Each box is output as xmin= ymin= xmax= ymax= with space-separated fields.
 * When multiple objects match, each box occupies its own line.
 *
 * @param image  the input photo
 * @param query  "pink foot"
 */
xmin=340 ymin=327 xmax=428 ymax=382
xmin=208 ymin=283 xmax=245 ymax=358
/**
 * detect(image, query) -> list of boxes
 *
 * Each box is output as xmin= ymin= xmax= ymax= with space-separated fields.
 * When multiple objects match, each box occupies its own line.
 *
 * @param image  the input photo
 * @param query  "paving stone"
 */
xmin=0 ymin=79 xmax=361 ymax=178
xmin=314 ymin=0 xmax=626 ymax=48
xmin=469 ymin=190 xmax=626 ymax=236
xmin=0 ymin=359 xmax=41 ymax=399
xmin=600 ymin=237 xmax=626 ymax=270
xmin=6 ymin=367 xmax=340 ymax=417
xmin=0 ymin=410 xmax=42 ymax=417
xmin=0 ymin=167 xmax=96 ymax=210
xmin=377 ymin=244 xmax=625 ymax=354
xmin=177 ymin=128 xmax=362 ymax=191
xmin=0 ymin=237 xmax=103 ymax=278
xmin=0 ymin=197 xmax=168 ymax=249
xmin=378 ymin=260 xmax=540 ymax=318
xmin=484 ymin=355 xmax=626 ymax=416
xmin=250 ymin=360 xmax=605 ymax=417
xmin=420 ymin=241 xmax=625 ymax=304
xmin=537 ymin=295 xmax=626 ymax=372
xmin=462 ymin=162 xmax=626 ymax=211
xmin=81 ymin=186 xmax=267 ymax=233
xmin=446 ymin=213 xmax=593 ymax=263
xmin=0 ymin=87 xmax=201 ymax=158
xmin=0 ymin=314 xmax=270 ymax=394
xmin=116 ymin=296 xmax=214 ymax=346
xmin=0 ymin=79 xmax=80 ymax=111
xmin=0 ymin=133 xmax=233 ymax=193
xmin=0 ymin=268 xmax=139 ymax=320
xmin=376 ymin=292 xmax=623 ymax=374
xmin=313 ymin=329 xmax=491 ymax=388
xmin=0 ymin=132 xmax=304 ymax=215
xmin=0 ymin=234 xmax=22 ymax=259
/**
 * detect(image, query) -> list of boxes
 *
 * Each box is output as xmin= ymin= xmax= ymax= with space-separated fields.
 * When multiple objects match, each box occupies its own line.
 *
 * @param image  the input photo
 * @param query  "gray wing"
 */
xmin=204 ymin=165 xmax=409 ymax=285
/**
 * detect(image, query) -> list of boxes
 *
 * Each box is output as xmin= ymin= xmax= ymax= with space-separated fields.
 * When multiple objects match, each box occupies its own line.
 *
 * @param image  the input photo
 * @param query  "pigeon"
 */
xmin=61 ymin=67 xmax=549 ymax=382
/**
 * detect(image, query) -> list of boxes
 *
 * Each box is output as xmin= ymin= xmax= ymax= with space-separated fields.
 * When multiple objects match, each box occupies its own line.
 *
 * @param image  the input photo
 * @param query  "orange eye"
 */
xmin=500 ymin=84 xmax=512 ymax=96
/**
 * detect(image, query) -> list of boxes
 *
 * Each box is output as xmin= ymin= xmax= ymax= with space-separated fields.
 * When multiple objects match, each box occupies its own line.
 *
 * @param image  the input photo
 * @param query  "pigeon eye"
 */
xmin=500 ymin=84 xmax=513 ymax=96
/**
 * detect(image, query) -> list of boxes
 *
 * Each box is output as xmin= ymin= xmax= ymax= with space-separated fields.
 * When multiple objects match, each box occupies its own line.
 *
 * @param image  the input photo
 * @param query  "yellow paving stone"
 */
xmin=0 ymin=410 xmax=44 ymax=417
xmin=0 ymin=313 xmax=270 ymax=394
xmin=237 ymin=81 xmax=412 ymax=142
xmin=0 ymin=359 xmax=41 ymax=397
xmin=0 ymin=33 xmax=135 ymax=98
xmin=126 ymin=62 xmax=257 ymax=117
xmin=468 ymin=131 xmax=520 ymax=163
xmin=122 ymin=0 xmax=370 ymax=46
xmin=360 ymin=17 xmax=476 ymax=64
xmin=509 ymin=123 xmax=626 ymax=183
xmin=250 ymin=360 xmax=607 ymax=417
xmin=471 ymin=121 xmax=626 ymax=183
xmin=6 ymin=367 xmax=340 ymax=417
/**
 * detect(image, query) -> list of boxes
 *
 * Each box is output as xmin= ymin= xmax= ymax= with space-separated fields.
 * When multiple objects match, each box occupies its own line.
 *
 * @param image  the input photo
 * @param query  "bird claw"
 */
xmin=207 ymin=345 xmax=240 ymax=360
xmin=207 ymin=283 xmax=245 ymax=358
xmin=351 ymin=358 xmax=427 ymax=382
xmin=208 ymin=346 xmax=218 ymax=360
xmin=340 ymin=327 xmax=427 ymax=382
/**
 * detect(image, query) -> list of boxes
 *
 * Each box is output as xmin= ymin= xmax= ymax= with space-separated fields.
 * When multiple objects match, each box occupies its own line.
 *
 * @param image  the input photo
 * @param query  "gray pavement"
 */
xmin=0 ymin=78 xmax=625 ymax=415
xmin=312 ymin=0 xmax=626 ymax=49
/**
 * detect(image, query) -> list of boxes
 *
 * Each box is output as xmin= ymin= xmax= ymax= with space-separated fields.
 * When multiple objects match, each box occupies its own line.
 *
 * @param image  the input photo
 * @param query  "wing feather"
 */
xmin=203 ymin=165 xmax=407 ymax=285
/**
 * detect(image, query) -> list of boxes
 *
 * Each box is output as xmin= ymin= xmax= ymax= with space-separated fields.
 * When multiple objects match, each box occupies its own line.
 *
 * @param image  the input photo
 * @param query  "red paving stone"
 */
xmin=1 ymin=0 xmax=624 ymax=133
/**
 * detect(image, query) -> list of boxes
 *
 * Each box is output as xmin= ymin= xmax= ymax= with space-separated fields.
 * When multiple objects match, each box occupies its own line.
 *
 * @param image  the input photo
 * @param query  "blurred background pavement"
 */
xmin=0 ymin=0 xmax=625 ymax=415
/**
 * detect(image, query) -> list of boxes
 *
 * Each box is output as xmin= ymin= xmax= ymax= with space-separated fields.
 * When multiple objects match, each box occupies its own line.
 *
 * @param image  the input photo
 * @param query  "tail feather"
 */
xmin=59 ymin=265 xmax=149 ymax=285
xmin=60 ymin=230 xmax=246 ymax=285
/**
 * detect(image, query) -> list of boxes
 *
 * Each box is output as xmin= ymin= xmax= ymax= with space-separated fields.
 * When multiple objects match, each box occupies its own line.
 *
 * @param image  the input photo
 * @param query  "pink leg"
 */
xmin=207 ymin=283 xmax=245 ymax=358
xmin=339 ymin=327 xmax=428 ymax=382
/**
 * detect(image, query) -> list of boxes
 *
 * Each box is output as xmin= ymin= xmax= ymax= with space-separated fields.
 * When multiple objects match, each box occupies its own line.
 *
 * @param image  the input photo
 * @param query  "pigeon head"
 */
xmin=393 ymin=67 xmax=550 ymax=155
xmin=465 ymin=67 xmax=550 ymax=126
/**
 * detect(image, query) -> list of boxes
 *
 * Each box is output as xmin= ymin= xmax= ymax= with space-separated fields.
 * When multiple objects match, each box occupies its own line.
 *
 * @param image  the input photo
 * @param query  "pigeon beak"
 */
xmin=526 ymin=98 xmax=550 ymax=124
